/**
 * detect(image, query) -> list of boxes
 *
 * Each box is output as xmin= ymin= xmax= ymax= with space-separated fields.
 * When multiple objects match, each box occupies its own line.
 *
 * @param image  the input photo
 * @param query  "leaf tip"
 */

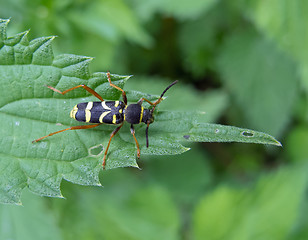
xmin=58 ymin=194 xmax=65 ymax=199
xmin=274 ymin=139 xmax=283 ymax=147
xmin=49 ymin=35 xmax=58 ymax=41
xmin=1 ymin=18 xmax=10 ymax=24
xmin=131 ymin=163 xmax=140 ymax=169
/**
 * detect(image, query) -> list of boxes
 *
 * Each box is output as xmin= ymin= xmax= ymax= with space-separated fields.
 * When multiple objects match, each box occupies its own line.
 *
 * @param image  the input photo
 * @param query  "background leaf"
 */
xmin=128 ymin=0 xmax=219 ymax=20
xmin=0 ymin=19 xmax=280 ymax=204
xmin=0 ymin=191 xmax=62 ymax=240
xmin=217 ymin=30 xmax=298 ymax=137
xmin=1 ymin=0 xmax=305 ymax=238
xmin=240 ymin=0 xmax=308 ymax=93
xmin=193 ymin=164 xmax=308 ymax=240
xmin=53 ymin=170 xmax=180 ymax=240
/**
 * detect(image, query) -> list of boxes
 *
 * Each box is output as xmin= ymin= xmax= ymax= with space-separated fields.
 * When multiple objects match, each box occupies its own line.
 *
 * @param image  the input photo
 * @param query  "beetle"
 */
xmin=32 ymin=72 xmax=178 ymax=168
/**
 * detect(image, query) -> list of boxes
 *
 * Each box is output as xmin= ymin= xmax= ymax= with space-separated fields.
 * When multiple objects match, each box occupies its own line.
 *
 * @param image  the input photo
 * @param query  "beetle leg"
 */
xmin=47 ymin=85 xmax=104 ymax=102
xmin=32 ymin=123 xmax=102 ymax=143
xmin=107 ymin=71 xmax=127 ymax=105
xmin=130 ymin=124 xmax=141 ymax=159
xmin=102 ymin=122 xmax=124 ymax=169
xmin=137 ymin=98 xmax=155 ymax=106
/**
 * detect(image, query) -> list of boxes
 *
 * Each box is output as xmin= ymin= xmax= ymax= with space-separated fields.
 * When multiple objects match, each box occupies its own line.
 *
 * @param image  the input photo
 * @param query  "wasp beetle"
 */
xmin=33 ymin=72 xmax=178 ymax=168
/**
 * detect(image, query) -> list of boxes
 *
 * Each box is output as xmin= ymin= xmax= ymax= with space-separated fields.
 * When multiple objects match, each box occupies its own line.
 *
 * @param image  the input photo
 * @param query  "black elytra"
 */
xmin=33 ymin=72 xmax=178 ymax=169
xmin=71 ymin=101 xmax=125 ymax=124
xmin=71 ymin=101 xmax=153 ymax=125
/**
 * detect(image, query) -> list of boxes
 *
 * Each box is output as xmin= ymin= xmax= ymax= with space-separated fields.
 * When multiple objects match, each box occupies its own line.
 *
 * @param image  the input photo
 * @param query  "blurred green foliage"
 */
xmin=0 ymin=0 xmax=307 ymax=239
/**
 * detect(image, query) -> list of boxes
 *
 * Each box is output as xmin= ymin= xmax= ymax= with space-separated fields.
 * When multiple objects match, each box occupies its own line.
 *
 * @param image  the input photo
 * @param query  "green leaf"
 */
xmin=193 ymin=164 xmax=308 ymax=240
xmin=68 ymin=0 xmax=153 ymax=47
xmin=240 ymin=0 xmax=308 ymax=93
xmin=145 ymin=148 xmax=213 ymax=205
xmin=285 ymin=125 xmax=308 ymax=163
xmin=55 ymin=174 xmax=180 ymax=240
xmin=0 ymin=19 xmax=281 ymax=204
xmin=129 ymin=0 xmax=219 ymax=20
xmin=0 ymin=19 xmax=188 ymax=204
xmin=101 ymin=186 xmax=179 ymax=240
xmin=0 ymin=190 xmax=62 ymax=240
xmin=217 ymin=30 xmax=298 ymax=137
xmin=178 ymin=3 xmax=225 ymax=77
xmin=155 ymin=111 xmax=281 ymax=146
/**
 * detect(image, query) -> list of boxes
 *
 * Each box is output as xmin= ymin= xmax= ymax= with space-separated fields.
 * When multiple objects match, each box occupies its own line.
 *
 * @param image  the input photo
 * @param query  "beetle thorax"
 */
xmin=124 ymin=104 xmax=154 ymax=125
xmin=124 ymin=104 xmax=143 ymax=124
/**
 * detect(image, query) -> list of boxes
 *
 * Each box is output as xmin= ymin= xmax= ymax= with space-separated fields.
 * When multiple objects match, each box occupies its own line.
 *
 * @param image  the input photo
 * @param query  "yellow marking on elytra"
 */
xmin=119 ymin=109 xmax=123 ymax=114
xmin=102 ymin=101 xmax=111 ymax=110
xmin=85 ymin=102 xmax=93 ymax=122
xmin=114 ymin=101 xmax=119 ymax=107
xmin=70 ymin=105 xmax=78 ymax=119
xmin=85 ymin=111 xmax=91 ymax=122
xmin=86 ymin=102 xmax=93 ymax=110
xmin=99 ymin=111 xmax=110 ymax=123
xmin=139 ymin=106 xmax=144 ymax=123
xmin=112 ymin=114 xmax=117 ymax=124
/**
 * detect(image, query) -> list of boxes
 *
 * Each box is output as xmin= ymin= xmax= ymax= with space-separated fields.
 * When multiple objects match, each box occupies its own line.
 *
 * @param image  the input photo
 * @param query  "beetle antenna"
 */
xmin=146 ymin=80 xmax=178 ymax=147
xmin=151 ymin=80 xmax=178 ymax=113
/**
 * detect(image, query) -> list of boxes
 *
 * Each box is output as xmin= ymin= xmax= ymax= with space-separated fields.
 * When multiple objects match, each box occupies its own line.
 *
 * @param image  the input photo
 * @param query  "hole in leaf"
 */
xmin=242 ymin=131 xmax=254 ymax=137
xmin=183 ymin=135 xmax=190 ymax=139
xmin=89 ymin=144 xmax=104 ymax=156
